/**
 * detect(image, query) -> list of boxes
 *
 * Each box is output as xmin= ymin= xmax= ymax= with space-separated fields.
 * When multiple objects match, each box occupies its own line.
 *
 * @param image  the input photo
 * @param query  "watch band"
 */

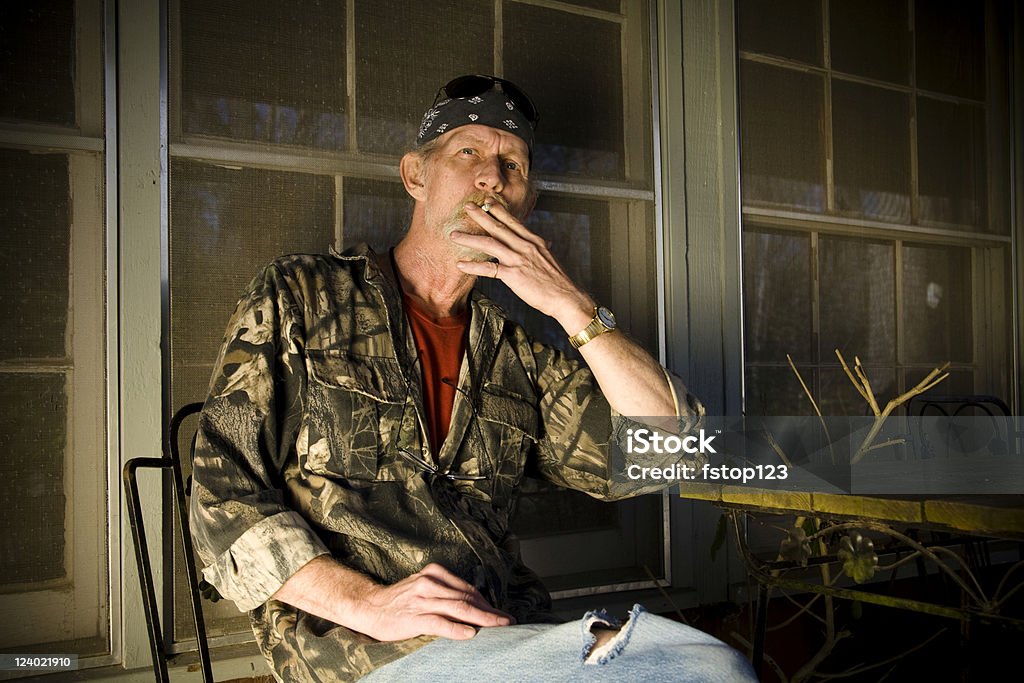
xmin=568 ymin=307 xmax=615 ymax=349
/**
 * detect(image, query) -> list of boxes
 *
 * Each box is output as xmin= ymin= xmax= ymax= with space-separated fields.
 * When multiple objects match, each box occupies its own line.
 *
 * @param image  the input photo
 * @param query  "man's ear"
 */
xmin=399 ymin=152 xmax=428 ymax=202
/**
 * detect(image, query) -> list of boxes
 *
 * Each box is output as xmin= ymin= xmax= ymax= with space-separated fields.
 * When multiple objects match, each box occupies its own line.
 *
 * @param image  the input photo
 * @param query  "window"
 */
xmin=0 ymin=0 xmax=110 ymax=662
xmin=738 ymin=0 xmax=1015 ymax=416
xmin=168 ymin=0 xmax=662 ymax=647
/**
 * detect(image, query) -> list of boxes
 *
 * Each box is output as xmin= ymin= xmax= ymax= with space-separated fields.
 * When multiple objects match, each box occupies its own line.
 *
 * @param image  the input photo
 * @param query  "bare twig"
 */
xmin=851 ymin=362 xmax=950 ymax=464
xmin=642 ymin=565 xmax=689 ymax=625
xmin=852 ymin=355 xmax=881 ymax=417
xmin=787 ymin=354 xmax=835 ymax=464
xmin=858 ymin=438 xmax=906 ymax=455
xmin=761 ymin=427 xmax=795 ymax=469
xmin=835 ymin=350 xmax=871 ymax=406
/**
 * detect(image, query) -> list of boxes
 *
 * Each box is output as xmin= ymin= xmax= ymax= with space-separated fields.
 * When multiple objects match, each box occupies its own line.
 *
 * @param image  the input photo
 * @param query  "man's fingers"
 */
xmin=455 ymin=259 xmax=500 ymax=279
xmin=476 ymin=202 xmax=547 ymax=248
xmin=416 ymin=563 xmax=488 ymax=598
xmin=449 ymin=230 xmax=516 ymax=264
xmin=361 ymin=565 xmax=516 ymax=641
xmin=407 ymin=564 xmax=515 ymax=622
xmin=464 ymin=202 xmax=544 ymax=250
xmin=417 ymin=614 xmax=478 ymax=640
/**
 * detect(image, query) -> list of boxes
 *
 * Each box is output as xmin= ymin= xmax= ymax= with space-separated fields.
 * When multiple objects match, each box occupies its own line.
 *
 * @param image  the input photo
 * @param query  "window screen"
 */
xmin=0 ymin=0 xmax=76 ymax=125
xmin=737 ymin=0 xmax=823 ymax=67
xmin=504 ymin=3 xmax=625 ymax=177
xmin=832 ymin=81 xmax=911 ymax=222
xmin=181 ymin=0 xmax=348 ymax=148
xmin=354 ymin=0 xmax=494 ymax=155
xmin=739 ymin=62 xmax=825 ymax=212
xmin=0 ymin=150 xmax=70 ymax=585
xmin=0 ymin=151 xmax=70 ymax=361
xmin=739 ymin=0 xmax=1014 ymax=416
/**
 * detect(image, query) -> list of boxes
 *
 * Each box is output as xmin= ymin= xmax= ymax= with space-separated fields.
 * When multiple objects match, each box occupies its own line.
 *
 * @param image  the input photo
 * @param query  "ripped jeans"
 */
xmin=360 ymin=604 xmax=758 ymax=682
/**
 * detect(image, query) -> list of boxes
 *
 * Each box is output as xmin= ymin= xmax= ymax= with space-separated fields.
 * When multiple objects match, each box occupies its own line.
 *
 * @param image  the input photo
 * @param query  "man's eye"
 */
xmin=504 ymin=161 xmax=520 ymax=171
xmin=460 ymin=148 xmax=475 ymax=155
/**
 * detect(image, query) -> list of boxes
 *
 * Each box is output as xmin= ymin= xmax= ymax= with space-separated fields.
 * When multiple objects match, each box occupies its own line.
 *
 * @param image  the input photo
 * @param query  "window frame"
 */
xmin=0 ymin=0 xmax=115 ymax=668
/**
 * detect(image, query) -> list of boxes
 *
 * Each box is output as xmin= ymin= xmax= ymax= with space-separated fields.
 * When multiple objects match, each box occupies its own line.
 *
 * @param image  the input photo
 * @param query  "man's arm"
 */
xmin=273 ymin=557 xmax=512 ymax=641
xmin=452 ymin=201 xmax=677 ymax=418
xmin=192 ymin=262 xmax=510 ymax=638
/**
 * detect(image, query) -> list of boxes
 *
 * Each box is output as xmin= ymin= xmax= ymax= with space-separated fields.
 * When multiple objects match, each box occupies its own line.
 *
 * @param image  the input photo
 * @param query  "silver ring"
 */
xmin=492 ymin=261 xmax=499 ymax=278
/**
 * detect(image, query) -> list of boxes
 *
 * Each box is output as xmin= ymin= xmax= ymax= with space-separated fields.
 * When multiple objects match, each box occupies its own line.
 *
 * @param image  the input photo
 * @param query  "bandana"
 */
xmin=416 ymin=88 xmax=535 ymax=152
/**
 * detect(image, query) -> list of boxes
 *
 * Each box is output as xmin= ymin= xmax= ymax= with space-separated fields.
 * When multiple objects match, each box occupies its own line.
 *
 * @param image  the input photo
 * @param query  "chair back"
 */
xmin=907 ymin=394 xmax=1016 ymax=459
xmin=123 ymin=402 xmax=212 ymax=682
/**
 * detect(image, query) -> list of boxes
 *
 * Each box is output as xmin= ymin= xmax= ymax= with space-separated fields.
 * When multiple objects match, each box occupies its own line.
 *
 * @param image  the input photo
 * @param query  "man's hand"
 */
xmin=272 ymin=557 xmax=513 ymax=642
xmin=358 ymin=563 xmax=514 ymax=641
xmin=450 ymin=200 xmax=678 ymax=418
xmin=451 ymin=201 xmax=594 ymax=335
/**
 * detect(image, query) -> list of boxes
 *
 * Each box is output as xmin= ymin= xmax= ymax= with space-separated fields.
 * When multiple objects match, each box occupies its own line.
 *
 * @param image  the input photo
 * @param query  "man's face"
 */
xmin=415 ymin=125 xmax=534 ymax=257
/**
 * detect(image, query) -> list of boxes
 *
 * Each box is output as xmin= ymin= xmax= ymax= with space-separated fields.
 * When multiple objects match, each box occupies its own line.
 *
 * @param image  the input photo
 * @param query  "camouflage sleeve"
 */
xmin=190 ymin=263 xmax=329 ymax=612
xmin=526 ymin=336 xmax=704 ymax=500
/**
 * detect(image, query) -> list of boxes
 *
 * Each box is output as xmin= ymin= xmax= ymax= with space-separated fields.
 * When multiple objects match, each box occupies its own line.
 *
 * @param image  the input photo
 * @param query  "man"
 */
xmin=191 ymin=74 xmax=754 ymax=681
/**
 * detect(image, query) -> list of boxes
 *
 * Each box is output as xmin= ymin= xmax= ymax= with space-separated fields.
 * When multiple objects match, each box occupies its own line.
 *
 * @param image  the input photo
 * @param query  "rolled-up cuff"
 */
xmin=661 ymin=366 xmax=704 ymax=429
xmin=201 ymin=511 xmax=330 ymax=612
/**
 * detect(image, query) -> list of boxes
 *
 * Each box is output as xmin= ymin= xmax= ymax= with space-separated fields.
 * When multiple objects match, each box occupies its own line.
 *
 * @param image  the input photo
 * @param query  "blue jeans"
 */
xmin=361 ymin=604 xmax=758 ymax=682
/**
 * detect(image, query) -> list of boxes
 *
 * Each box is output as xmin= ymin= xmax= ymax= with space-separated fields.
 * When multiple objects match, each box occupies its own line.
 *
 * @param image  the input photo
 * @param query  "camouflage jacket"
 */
xmin=190 ymin=244 xmax=701 ymax=681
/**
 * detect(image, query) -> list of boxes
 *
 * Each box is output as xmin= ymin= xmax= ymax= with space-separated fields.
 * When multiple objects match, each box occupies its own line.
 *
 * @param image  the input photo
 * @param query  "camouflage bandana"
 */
xmin=416 ymin=88 xmax=535 ymax=152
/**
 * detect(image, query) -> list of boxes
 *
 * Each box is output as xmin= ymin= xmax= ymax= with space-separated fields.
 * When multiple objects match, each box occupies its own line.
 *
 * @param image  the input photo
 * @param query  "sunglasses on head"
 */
xmin=434 ymin=74 xmax=539 ymax=128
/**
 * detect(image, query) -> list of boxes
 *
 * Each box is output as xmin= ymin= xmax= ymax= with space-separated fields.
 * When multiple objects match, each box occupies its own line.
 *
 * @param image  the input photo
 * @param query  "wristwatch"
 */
xmin=568 ymin=306 xmax=617 ymax=349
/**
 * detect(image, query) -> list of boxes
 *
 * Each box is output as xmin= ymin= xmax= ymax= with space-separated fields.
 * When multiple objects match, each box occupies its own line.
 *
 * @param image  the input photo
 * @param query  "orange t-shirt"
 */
xmin=401 ymin=292 xmax=469 ymax=456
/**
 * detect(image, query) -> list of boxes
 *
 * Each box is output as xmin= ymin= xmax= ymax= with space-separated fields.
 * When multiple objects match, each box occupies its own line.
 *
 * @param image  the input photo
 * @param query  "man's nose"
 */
xmin=475 ymin=159 xmax=505 ymax=194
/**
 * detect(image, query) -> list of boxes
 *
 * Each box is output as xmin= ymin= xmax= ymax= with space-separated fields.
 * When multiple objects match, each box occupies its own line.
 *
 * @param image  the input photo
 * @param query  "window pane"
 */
xmin=819 ymin=237 xmax=895 ymax=364
xmin=745 ymin=366 xmax=817 ymax=416
xmin=743 ymin=230 xmax=812 ymax=363
xmin=355 ymin=0 xmax=493 ymax=156
xmin=915 ymin=0 xmax=985 ymax=100
xmin=737 ymin=0 xmax=822 ymax=66
xmin=830 ymin=0 xmax=910 ymax=84
xmin=504 ymin=4 xmax=624 ymax=178
xmin=0 ymin=150 xmax=70 ymax=361
xmin=917 ymin=97 xmax=987 ymax=229
xmin=169 ymin=162 xmax=336 ymax=638
xmin=169 ymin=161 xmax=336 ymax=408
xmin=914 ymin=368 xmax=974 ymax=396
xmin=902 ymin=244 xmax=972 ymax=364
xmin=180 ymin=0 xmax=347 ymax=149
xmin=0 ymin=0 xmax=76 ymax=125
xmin=342 ymin=178 xmax=412 ymax=253
xmin=739 ymin=62 xmax=825 ymax=212
xmin=833 ymin=82 xmax=911 ymax=222
xmin=0 ymin=373 xmax=67 ymax=584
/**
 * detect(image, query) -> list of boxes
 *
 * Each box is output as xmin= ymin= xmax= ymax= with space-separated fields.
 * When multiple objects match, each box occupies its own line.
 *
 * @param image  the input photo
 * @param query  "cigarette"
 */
xmin=481 ymin=202 xmax=492 ymax=213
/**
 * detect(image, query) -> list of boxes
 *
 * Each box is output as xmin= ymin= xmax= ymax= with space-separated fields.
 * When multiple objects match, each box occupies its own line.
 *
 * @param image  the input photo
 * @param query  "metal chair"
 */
xmin=906 ymin=394 xmax=1020 ymax=589
xmin=908 ymin=394 xmax=1016 ymax=459
xmin=123 ymin=402 xmax=213 ymax=682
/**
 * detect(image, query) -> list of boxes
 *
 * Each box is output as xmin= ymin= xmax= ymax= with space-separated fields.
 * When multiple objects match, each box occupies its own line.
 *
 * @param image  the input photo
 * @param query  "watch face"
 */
xmin=597 ymin=306 xmax=616 ymax=329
